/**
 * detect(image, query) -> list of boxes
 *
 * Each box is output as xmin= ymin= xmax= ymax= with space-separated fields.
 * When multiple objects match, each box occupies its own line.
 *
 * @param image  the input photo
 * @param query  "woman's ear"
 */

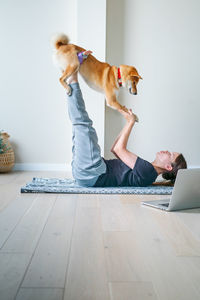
xmin=165 ymin=164 xmax=173 ymax=171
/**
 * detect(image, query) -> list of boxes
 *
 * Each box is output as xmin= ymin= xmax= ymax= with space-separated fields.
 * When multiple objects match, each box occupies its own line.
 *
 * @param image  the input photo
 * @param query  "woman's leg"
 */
xmin=67 ymin=83 xmax=106 ymax=186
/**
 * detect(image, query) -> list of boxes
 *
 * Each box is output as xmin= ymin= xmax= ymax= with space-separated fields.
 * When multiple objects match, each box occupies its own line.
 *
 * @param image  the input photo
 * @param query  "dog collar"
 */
xmin=118 ymin=68 xmax=122 ymax=87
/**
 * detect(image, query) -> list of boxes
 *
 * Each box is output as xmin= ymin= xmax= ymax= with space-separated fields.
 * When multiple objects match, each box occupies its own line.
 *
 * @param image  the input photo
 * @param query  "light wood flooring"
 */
xmin=0 ymin=171 xmax=200 ymax=300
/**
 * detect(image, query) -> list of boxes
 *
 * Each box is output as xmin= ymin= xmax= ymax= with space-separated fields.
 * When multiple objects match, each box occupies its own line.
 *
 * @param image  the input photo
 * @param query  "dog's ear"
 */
xmin=130 ymin=72 xmax=143 ymax=80
xmin=131 ymin=73 xmax=143 ymax=79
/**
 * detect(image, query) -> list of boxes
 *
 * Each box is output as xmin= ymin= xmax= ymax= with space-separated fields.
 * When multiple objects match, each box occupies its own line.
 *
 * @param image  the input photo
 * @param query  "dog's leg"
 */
xmin=59 ymin=65 xmax=79 ymax=95
xmin=105 ymin=92 xmax=139 ymax=121
xmin=105 ymin=92 xmax=129 ymax=112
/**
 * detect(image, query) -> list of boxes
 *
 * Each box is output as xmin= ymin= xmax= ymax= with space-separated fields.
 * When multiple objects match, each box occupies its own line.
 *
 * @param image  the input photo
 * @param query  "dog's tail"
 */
xmin=51 ymin=33 xmax=69 ymax=49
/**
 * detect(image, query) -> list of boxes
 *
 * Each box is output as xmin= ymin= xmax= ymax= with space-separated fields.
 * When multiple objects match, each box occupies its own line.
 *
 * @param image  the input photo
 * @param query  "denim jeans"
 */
xmin=67 ymin=83 xmax=106 ymax=186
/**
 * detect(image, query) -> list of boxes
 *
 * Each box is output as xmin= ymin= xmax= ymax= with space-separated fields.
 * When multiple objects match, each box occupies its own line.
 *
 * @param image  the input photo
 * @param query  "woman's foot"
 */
xmin=67 ymin=50 xmax=92 ymax=84
xmin=67 ymin=72 xmax=78 ymax=84
xmin=83 ymin=50 xmax=93 ymax=56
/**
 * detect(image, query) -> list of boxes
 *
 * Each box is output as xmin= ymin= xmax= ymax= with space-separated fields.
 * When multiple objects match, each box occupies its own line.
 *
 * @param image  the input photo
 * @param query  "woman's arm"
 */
xmin=111 ymin=128 xmax=124 ymax=159
xmin=111 ymin=108 xmax=137 ymax=154
xmin=111 ymin=109 xmax=138 ymax=169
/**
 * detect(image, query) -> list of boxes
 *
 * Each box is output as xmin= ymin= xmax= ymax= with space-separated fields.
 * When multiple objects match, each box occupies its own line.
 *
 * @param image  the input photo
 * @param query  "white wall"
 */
xmin=1 ymin=0 xmax=199 ymax=171
xmin=0 ymin=0 xmax=106 ymax=171
xmin=0 ymin=0 xmax=77 ymax=170
xmin=76 ymin=0 xmax=106 ymax=157
xmin=106 ymin=0 xmax=200 ymax=168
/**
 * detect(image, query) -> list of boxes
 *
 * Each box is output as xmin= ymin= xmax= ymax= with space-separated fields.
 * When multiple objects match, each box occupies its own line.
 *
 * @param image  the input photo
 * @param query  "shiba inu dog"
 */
xmin=52 ymin=34 xmax=142 ymax=115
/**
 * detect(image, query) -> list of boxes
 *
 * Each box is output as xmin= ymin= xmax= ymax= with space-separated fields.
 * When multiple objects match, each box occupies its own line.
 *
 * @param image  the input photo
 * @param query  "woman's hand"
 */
xmin=119 ymin=108 xmax=139 ymax=123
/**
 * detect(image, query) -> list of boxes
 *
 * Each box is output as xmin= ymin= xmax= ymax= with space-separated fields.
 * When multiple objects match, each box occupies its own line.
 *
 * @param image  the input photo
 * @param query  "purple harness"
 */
xmin=77 ymin=52 xmax=88 ymax=64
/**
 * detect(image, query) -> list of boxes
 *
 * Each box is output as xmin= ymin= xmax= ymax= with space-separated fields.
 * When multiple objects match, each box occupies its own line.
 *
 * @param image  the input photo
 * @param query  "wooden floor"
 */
xmin=0 ymin=171 xmax=200 ymax=300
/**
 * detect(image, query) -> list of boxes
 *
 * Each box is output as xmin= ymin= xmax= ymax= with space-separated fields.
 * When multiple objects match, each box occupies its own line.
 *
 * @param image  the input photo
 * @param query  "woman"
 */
xmin=66 ymin=71 xmax=187 ymax=187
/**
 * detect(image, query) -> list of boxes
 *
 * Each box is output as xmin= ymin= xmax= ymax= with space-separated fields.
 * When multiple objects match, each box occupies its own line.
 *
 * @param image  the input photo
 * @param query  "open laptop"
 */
xmin=142 ymin=168 xmax=200 ymax=211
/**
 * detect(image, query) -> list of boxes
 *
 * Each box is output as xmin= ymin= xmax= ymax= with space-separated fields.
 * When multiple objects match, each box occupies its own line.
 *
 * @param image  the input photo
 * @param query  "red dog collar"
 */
xmin=118 ymin=68 xmax=122 ymax=87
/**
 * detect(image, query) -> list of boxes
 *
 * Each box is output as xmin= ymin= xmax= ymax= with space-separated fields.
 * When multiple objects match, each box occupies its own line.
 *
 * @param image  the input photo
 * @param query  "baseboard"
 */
xmin=13 ymin=163 xmax=72 ymax=171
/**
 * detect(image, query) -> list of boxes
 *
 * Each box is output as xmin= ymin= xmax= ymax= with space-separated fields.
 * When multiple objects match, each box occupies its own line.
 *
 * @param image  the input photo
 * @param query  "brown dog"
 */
xmin=52 ymin=34 xmax=142 ymax=114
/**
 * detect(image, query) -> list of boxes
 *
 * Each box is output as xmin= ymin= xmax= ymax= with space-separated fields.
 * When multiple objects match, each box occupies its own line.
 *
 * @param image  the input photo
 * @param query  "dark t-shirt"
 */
xmin=94 ymin=157 xmax=158 ymax=187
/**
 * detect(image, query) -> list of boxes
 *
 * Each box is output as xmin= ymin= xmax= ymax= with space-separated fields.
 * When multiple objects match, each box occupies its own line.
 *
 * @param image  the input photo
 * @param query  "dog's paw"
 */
xmin=121 ymin=105 xmax=129 ymax=113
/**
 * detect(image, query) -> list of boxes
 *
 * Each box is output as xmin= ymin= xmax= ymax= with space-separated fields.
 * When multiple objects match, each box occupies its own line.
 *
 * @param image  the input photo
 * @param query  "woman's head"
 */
xmin=162 ymin=153 xmax=187 ymax=183
xmin=153 ymin=151 xmax=187 ymax=183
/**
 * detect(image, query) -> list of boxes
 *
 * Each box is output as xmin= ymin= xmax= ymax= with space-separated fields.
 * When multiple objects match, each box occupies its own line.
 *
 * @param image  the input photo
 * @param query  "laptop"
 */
xmin=142 ymin=168 xmax=200 ymax=211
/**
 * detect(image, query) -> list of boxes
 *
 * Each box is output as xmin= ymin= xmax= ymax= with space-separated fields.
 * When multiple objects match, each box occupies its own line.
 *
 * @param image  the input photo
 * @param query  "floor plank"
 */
xmin=109 ymin=281 xmax=158 ymax=300
xmin=149 ymin=208 xmax=200 ymax=256
xmin=1 ymin=194 xmax=56 ymax=253
xmin=0 ymin=171 xmax=19 ymax=185
xmin=16 ymin=287 xmax=63 ymax=300
xmin=0 ymin=253 xmax=31 ymax=300
xmin=104 ymin=231 xmax=151 ymax=282
xmin=123 ymin=203 xmax=200 ymax=300
xmin=177 ymin=256 xmax=200 ymax=295
xmin=21 ymin=194 xmax=77 ymax=288
xmin=176 ymin=208 xmax=200 ymax=241
xmin=102 ymin=197 xmax=200 ymax=299
xmin=0 ymin=172 xmax=29 ymax=212
xmin=64 ymin=196 xmax=110 ymax=300
xmin=0 ymin=194 xmax=37 ymax=249
xmin=0 ymin=171 xmax=48 ymax=212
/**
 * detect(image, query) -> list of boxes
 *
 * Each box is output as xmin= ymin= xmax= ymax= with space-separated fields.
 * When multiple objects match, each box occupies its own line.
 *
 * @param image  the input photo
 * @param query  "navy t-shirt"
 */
xmin=94 ymin=157 xmax=158 ymax=187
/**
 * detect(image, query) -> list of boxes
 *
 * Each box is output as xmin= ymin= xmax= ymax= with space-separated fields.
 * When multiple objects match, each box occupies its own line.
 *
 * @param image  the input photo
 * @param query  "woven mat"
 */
xmin=21 ymin=178 xmax=173 ymax=195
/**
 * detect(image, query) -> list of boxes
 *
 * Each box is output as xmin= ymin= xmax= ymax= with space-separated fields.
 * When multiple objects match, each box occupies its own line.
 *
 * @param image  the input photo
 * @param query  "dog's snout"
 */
xmin=129 ymin=87 xmax=137 ymax=95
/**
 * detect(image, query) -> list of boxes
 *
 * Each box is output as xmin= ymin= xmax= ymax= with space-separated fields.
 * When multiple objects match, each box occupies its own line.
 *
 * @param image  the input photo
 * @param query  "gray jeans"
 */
xmin=67 ymin=83 xmax=106 ymax=186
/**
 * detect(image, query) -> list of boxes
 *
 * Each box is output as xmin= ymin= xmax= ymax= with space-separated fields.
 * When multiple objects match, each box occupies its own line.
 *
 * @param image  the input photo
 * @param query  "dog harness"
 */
xmin=77 ymin=52 xmax=88 ymax=64
xmin=118 ymin=68 xmax=122 ymax=87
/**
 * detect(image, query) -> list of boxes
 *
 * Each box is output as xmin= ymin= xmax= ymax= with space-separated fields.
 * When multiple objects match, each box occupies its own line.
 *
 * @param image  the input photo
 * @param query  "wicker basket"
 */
xmin=0 ymin=133 xmax=15 ymax=172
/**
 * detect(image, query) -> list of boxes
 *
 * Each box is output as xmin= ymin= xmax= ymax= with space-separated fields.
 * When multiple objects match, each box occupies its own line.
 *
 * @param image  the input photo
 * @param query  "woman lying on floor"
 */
xmin=66 ymin=69 xmax=187 ymax=188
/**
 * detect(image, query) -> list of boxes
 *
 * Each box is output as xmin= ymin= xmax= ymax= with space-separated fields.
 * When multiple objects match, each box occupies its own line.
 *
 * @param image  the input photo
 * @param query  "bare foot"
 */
xmin=83 ymin=50 xmax=93 ymax=56
xmin=67 ymin=50 xmax=92 ymax=84
xmin=67 ymin=72 xmax=78 ymax=84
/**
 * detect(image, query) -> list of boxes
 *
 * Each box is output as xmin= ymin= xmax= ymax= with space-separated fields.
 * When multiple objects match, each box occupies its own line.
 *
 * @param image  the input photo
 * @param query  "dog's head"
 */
xmin=120 ymin=65 xmax=142 ymax=95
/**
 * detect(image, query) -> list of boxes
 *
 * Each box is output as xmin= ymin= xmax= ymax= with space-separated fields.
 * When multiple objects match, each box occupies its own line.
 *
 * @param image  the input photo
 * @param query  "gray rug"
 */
xmin=21 ymin=178 xmax=173 ymax=194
